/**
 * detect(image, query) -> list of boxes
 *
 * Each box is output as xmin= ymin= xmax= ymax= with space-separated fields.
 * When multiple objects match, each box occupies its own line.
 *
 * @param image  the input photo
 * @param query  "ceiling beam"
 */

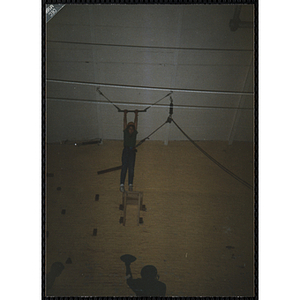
xmin=47 ymin=79 xmax=254 ymax=96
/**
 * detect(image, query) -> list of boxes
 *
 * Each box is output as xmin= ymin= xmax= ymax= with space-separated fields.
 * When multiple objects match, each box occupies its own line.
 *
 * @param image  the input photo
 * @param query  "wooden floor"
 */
xmin=45 ymin=140 xmax=255 ymax=297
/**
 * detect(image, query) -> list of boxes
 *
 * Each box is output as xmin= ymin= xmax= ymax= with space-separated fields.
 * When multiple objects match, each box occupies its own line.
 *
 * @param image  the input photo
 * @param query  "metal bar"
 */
xmin=96 ymin=87 xmax=168 ymax=112
xmin=97 ymin=165 xmax=122 ymax=175
xmin=118 ymin=109 xmax=147 ymax=113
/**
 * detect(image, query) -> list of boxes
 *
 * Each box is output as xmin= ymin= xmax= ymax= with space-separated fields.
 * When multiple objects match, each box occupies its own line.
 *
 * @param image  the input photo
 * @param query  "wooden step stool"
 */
xmin=119 ymin=191 xmax=146 ymax=226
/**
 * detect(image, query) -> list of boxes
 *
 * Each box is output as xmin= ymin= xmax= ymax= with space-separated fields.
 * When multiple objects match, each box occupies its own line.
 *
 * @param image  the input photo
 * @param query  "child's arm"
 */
xmin=134 ymin=110 xmax=138 ymax=130
xmin=123 ymin=110 xmax=128 ymax=130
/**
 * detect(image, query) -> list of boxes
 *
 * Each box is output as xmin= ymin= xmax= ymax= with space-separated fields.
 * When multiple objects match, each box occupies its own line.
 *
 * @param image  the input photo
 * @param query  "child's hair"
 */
xmin=127 ymin=122 xmax=135 ymax=130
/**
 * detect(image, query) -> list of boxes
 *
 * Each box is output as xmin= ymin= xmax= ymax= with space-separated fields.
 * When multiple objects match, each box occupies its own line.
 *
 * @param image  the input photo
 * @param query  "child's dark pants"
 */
xmin=120 ymin=147 xmax=136 ymax=185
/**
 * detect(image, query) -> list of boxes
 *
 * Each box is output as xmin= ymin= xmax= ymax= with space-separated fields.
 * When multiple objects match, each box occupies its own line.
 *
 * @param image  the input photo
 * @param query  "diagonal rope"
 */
xmin=96 ymin=87 xmax=122 ymax=111
xmin=97 ymin=86 xmax=172 ymax=113
xmin=171 ymin=118 xmax=253 ymax=190
xmin=144 ymin=91 xmax=173 ymax=111
xmin=135 ymin=120 xmax=168 ymax=148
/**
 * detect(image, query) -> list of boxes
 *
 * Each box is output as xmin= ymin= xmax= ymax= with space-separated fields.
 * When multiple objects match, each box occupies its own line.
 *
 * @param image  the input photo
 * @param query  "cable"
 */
xmin=144 ymin=91 xmax=173 ymax=111
xmin=97 ymin=117 xmax=253 ymax=190
xmin=47 ymin=97 xmax=253 ymax=111
xmin=135 ymin=120 xmax=168 ymax=148
xmin=97 ymin=120 xmax=168 ymax=175
xmin=48 ymin=40 xmax=253 ymax=53
xmin=50 ymin=79 xmax=253 ymax=187
xmin=96 ymin=87 xmax=122 ymax=112
xmin=47 ymin=78 xmax=253 ymax=96
xmin=171 ymin=118 xmax=253 ymax=190
xmin=69 ymin=80 xmax=252 ymax=185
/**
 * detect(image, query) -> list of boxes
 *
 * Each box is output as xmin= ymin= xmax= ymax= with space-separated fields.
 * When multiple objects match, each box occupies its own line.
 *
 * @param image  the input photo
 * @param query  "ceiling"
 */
xmin=46 ymin=4 xmax=255 ymax=143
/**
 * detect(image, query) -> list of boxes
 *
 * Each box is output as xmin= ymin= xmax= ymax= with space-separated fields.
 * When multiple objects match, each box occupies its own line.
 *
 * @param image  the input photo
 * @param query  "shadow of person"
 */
xmin=120 ymin=254 xmax=166 ymax=296
xmin=47 ymin=262 xmax=64 ymax=292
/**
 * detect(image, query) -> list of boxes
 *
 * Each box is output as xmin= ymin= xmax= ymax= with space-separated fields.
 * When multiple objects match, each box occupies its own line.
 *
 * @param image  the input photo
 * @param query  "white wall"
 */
xmin=46 ymin=4 xmax=254 ymax=143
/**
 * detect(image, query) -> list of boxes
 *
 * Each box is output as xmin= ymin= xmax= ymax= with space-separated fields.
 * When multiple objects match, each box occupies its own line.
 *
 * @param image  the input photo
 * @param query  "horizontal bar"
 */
xmin=118 ymin=109 xmax=147 ymax=113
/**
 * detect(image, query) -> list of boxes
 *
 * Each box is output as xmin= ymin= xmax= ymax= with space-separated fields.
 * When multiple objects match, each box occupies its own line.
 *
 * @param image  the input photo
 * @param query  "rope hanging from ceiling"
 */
xmin=97 ymin=99 xmax=253 ymax=190
xmin=171 ymin=118 xmax=253 ymax=190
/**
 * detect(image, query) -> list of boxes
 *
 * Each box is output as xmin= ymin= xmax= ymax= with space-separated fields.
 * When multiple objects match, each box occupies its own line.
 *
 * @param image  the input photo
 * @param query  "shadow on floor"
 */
xmin=120 ymin=254 xmax=166 ymax=296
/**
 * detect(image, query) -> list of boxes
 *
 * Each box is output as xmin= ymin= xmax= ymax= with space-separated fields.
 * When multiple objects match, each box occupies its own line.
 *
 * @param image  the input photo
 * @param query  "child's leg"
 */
xmin=120 ymin=148 xmax=129 ymax=185
xmin=128 ymin=151 xmax=136 ymax=185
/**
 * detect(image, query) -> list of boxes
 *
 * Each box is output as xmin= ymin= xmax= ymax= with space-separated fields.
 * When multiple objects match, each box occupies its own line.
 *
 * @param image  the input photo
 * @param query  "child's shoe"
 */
xmin=129 ymin=184 xmax=133 ymax=191
xmin=120 ymin=184 xmax=125 ymax=192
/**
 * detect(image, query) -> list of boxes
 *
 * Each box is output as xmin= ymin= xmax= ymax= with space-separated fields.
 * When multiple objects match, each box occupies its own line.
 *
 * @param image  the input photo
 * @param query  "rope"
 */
xmin=171 ymin=118 xmax=253 ymax=190
xmin=97 ymin=120 xmax=168 ymax=175
xmin=144 ymin=92 xmax=173 ymax=111
xmin=48 ymin=40 xmax=254 ymax=53
xmin=97 ymin=117 xmax=253 ymax=190
xmin=135 ymin=120 xmax=168 ymax=148
xmin=96 ymin=87 xmax=122 ymax=112
xmin=97 ymin=87 xmax=172 ymax=113
xmin=97 ymin=110 xmax=253 ymax=190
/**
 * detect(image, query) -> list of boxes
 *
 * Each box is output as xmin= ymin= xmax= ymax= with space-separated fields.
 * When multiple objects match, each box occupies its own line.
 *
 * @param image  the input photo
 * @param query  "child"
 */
xmin=120 ymin=110 xmax=138 ymax=192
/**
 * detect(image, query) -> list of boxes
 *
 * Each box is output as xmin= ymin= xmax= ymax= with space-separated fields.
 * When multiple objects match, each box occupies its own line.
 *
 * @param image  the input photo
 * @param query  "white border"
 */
xmin=2 ymin=0 xmax=300 ymax=299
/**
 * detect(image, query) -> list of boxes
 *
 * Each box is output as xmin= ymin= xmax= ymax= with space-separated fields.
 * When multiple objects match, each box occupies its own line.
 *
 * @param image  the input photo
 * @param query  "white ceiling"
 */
xmin=46 ymin=4 xmax=254 ymax=143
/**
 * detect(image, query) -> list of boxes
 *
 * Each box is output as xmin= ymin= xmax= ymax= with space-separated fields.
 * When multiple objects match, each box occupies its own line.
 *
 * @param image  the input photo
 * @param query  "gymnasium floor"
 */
xmin=45 ymin=140 xmax=255 ymax=297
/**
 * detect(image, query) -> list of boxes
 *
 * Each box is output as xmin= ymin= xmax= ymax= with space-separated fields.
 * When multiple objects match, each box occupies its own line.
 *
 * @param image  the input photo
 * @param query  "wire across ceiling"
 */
xmin=47 ymin=79 xmax=254 ymax=96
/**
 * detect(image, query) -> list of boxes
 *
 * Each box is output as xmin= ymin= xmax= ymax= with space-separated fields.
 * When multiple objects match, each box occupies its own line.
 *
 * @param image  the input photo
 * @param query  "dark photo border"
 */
xmin=42 ymin=1 xmax=258 ymax=299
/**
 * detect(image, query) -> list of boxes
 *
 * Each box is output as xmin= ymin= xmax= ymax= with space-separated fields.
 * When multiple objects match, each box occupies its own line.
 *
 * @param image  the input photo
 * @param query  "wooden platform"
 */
xmin=119 ymin=191 xmax=146 ymax=226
